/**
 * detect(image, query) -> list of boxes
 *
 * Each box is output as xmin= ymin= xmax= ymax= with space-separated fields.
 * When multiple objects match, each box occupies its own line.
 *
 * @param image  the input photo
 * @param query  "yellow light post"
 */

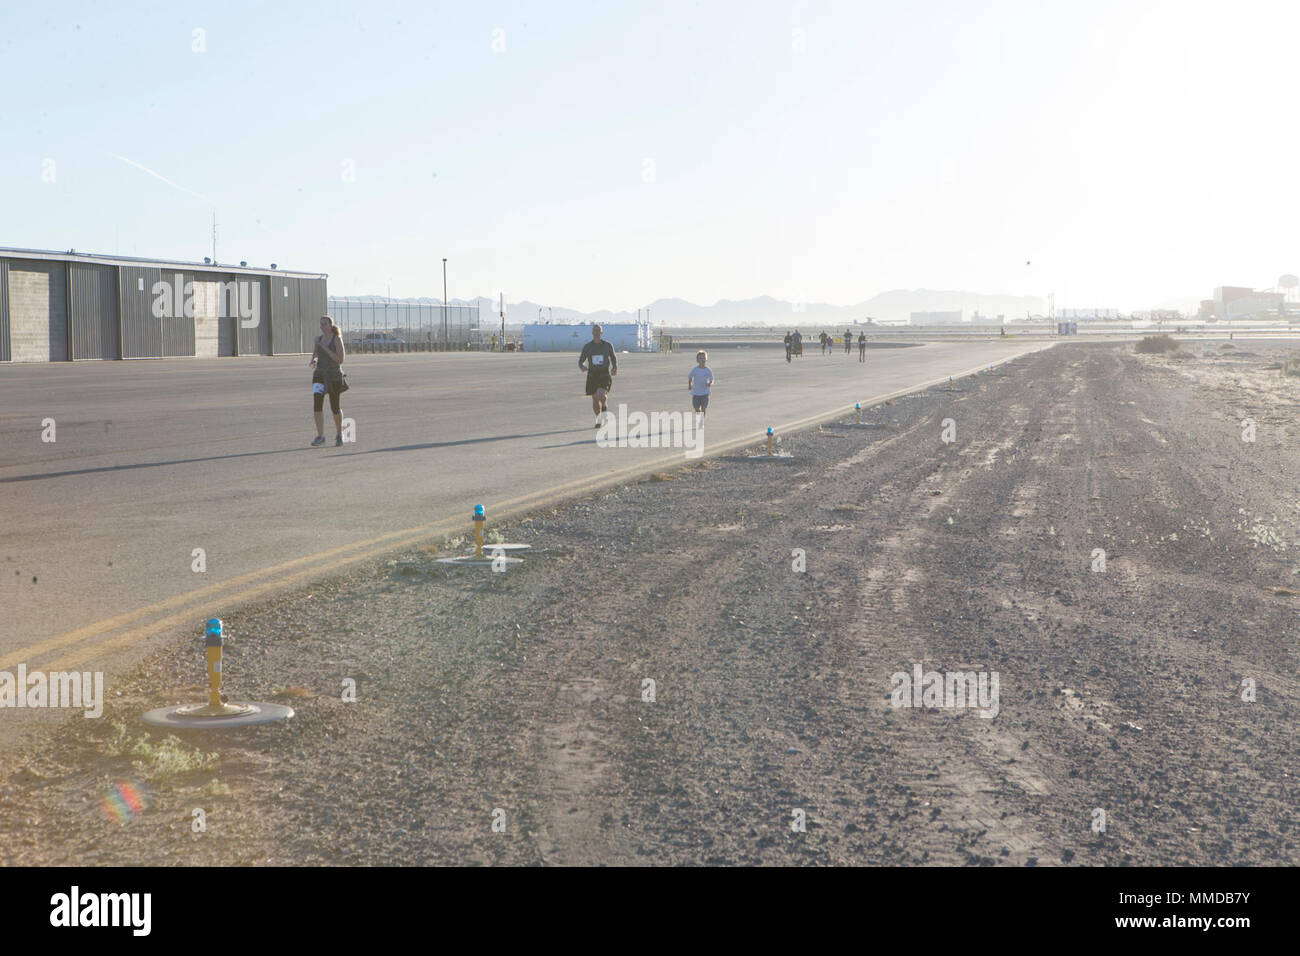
xmin=438 ymin=503 xmax=529 ymax=567
xmin=140 ymin=618 xmax=294 ymax=727
xmin=204 ymin=617 xmax=225 ymax=711
xmin=473 ymin=504 xmax=486 ymax=558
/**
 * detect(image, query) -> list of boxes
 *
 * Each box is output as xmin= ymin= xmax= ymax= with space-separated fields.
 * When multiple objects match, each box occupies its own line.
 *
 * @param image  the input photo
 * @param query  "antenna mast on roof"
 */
xmin=211 ymin=212 xmax=217 ymax=264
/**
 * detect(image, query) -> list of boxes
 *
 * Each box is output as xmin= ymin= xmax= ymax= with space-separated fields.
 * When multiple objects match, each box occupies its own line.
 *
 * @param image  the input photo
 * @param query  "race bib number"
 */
xmin=591 ymin=354 xmax=605 ymax=366
xmin=313 ymin=383 xmax=326 ymax=395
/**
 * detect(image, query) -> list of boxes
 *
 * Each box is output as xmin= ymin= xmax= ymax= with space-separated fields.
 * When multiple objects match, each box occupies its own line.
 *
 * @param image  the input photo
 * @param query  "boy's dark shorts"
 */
xmin=585 ymin=372 xmax=612 ymax=396
xmin=691 ymin=394 xmax=709 ymax=411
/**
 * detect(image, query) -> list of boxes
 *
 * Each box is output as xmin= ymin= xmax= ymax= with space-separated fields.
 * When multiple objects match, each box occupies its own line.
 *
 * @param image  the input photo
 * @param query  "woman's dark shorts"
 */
xmin=312 ymin=374 xmax=342 ymax=414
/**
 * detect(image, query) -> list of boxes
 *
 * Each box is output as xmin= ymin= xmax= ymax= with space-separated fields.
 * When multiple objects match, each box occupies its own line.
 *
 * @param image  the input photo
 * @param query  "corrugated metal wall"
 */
xmin=236 ymin=275 xmax=271 ymax=355
xmin=266 ymin=275 xmax=329 ymax=353
xmin=6 ymin=256 xmax=322 ymax=360
xmin=119 ymin=265 xmax=164 ymax=359
xmin=163 ymin=301 xmax=195 ymax=356
xmin=121 ymin=266 xmax=198 ymax=358
xmin=212 ymin=274 xmax=239 ymax=356
xmin=52 ymin=264 xmax=69 ymax=360
xmin=0 ymin=260 xmax=9 ymax=362
xmin=70 ymin=262 xmax=120 ymax=360
xmin=218 ymin=318 xmax=237 ymax=356
xmin=161 ymin=271 xmax=195 ymax=357
xmin=270 ymin=275 xmax=301 ymax=353
xmin=300 ymin=277 xmax=327 ymax=352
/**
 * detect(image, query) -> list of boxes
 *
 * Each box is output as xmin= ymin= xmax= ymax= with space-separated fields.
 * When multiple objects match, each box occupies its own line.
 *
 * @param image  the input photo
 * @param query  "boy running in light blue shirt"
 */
xmin=687 ymin=350 xmax=714 ymax=425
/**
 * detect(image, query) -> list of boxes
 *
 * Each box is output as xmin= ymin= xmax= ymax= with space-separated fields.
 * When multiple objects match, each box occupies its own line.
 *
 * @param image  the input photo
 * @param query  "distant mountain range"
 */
xmin=332 ymin=290 xmax=1049 ymax=327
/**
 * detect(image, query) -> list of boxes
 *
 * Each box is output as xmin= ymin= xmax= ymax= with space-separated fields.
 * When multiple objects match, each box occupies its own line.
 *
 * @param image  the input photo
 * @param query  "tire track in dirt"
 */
xmin=917 ymin=347 xmax=1297 ymax=864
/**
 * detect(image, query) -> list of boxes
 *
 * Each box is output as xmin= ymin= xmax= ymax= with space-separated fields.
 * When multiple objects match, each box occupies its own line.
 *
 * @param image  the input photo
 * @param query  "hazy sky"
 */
xmin=2 ymin=0 xmax=1296 ymax=311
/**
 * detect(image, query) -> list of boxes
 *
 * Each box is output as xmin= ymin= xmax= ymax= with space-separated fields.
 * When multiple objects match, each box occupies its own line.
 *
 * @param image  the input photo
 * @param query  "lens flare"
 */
xmin=101 ymin=781 xmax=147 ymax=824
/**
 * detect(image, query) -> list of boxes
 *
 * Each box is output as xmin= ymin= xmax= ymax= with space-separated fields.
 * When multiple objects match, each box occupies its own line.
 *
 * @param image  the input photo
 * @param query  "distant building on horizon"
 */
xmin=1201 ymin=285 xmax=1286 ymax=320
xmin=522 ymin=320 xmax=655 ymax=351
xmin=909 ymin=310 xmax=962 ymax=326
xmin=1058 ymin=308 xmax=1118 ymax=320
xmin=1214 ymin=286 xmax=1253 ymax=310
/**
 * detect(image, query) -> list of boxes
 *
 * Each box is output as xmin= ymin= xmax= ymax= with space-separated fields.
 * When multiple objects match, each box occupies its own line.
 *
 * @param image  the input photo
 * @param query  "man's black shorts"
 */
xmin=585 ymin=371 xmax=612 ymax=396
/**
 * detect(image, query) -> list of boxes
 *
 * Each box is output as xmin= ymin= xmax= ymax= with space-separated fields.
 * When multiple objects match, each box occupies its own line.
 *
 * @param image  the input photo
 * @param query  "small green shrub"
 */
xmin=100 ymin=720 xmax=217 ymax=780
xmin=130 ymin=735 xmax=217 ymax=781
xmin=1135 ymin=334 xmax=1180 ymax=354
xmin=103 ymin=720 xmax=132 ymax=757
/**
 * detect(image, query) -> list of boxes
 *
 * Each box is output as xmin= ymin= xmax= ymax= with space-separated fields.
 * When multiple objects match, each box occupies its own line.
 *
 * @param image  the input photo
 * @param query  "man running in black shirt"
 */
xmin=579 ymin=324 xmax=618 ymax=426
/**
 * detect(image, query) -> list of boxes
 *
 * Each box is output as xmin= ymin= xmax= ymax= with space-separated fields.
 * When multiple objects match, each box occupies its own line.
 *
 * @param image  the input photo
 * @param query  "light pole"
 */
xmin=442 ymin=258 xmax=448 ymax=347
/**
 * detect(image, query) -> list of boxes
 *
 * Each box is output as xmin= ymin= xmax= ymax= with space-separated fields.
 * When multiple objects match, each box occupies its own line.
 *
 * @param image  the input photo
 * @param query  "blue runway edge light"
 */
xmin=141 ymin=616 xmax=292 ymax=728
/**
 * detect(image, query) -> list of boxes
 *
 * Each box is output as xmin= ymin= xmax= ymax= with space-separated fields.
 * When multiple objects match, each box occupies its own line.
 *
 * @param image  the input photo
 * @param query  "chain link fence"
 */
xmin=327 ymin=298 xmax=483 ymax=351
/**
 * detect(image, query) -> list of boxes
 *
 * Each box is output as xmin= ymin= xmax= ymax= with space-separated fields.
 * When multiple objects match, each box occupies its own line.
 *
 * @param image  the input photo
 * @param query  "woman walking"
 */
xmin=309 ymin=316 xmax=346 ymax=446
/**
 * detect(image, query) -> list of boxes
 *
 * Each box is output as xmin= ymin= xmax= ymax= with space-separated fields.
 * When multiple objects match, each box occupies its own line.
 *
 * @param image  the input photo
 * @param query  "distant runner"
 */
xmin=688 ymin=350 xmax=714 ymax=424
xmin=792 ymin=329 xmax=803 ymax=357
xmin=784 ymin=330 xmax=793 ymax=363
xmin=845 ymin=328 xmax=853 ymax=354
xmin=858 ymin=331 xmax=867 ymax=362
xmin=819 ymin=331 xmax=828 ymax=355
xmin=578 ymin=323 xmax=618 ymax=426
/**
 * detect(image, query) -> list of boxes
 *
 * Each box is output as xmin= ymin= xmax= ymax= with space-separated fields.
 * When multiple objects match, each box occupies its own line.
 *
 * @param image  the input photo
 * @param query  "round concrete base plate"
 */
xmin=436 ymin=555 xmax=525 ymax=566
xmin=141 ymin=702 xmax=295 ymax=728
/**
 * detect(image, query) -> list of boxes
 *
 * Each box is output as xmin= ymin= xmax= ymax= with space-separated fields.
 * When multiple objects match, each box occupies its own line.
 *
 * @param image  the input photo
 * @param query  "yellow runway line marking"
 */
xmin=40 ymin=516 xmax=472 ymax=672
xmin=21 ymin=345 xmax=1050 ymax=671
xmin=0 ymin=519 xmax=460 ymax=672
